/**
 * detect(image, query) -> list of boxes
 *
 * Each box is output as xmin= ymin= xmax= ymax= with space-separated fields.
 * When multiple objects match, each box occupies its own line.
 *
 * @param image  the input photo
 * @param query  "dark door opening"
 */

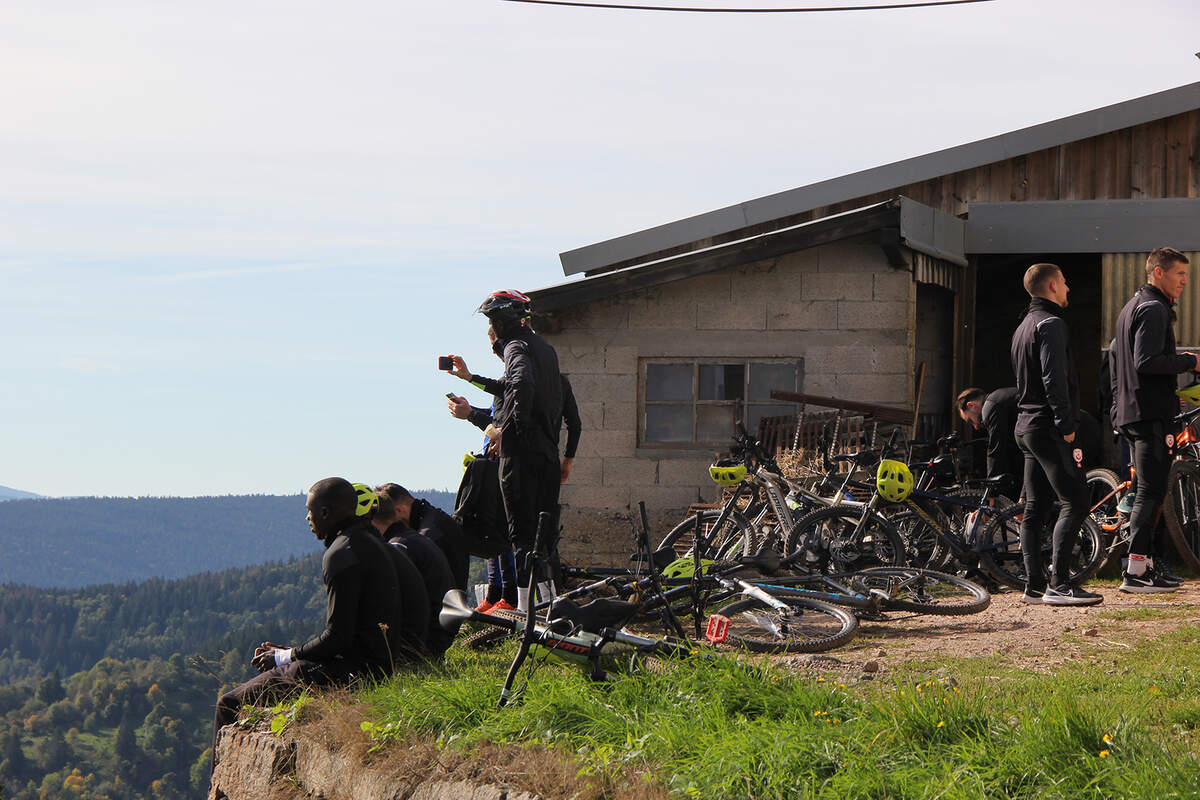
xmin=973 ymin=254 xmax=1102 ymax=417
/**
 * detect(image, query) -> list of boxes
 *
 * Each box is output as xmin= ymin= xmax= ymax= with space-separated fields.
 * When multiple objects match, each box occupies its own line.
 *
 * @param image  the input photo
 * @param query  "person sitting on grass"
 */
xmin=210 ymin=477 xmax=402 ymax=773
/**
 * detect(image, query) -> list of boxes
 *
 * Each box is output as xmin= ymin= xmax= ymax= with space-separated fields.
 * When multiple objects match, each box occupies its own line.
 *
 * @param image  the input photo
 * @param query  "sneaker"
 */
xmin=1119 ymin=569 xmax=1178 ymax=593
xmin=1043 ymin=585 xmax=1103 ymax=606
xmin=474 ymin=599 xmax=496 ymax=613
xmin=490 ymin=599 xmax=518 ymax=611
xmin=1153 ymin=564 xmax=1184 ymax=586
xmin=1020 ymin=588 xmax=1045 ymax=605
xmin=1116 ymin=492 xmax=1135 ymax=515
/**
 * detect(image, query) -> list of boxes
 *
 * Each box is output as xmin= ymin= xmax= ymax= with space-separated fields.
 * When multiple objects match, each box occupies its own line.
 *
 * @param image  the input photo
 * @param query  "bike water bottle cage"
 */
xmin=1177 ymin=383 xmax=1200 ymax=406
xmin=708 ymin=459 xmax=747 ymax=486
xmin=876 ymin=459 xmax=914 ymax=503
xmin=351 ymin=483 xmax=379 ymax=517
xmin=661 ymin=557 xmax=715 ymax=579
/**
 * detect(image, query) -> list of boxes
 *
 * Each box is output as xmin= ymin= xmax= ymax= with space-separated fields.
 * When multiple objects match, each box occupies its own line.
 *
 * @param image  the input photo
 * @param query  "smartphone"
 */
xmin=438 ymin=356 xmax=454 ymax=371
xmin=445 ymin=393 xmax=458 ymax=401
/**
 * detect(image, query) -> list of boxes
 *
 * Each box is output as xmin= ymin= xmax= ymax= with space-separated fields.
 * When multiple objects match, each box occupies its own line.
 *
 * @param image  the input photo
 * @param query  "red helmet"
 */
xmin=476 ymin=289 xmax=531 ymax=322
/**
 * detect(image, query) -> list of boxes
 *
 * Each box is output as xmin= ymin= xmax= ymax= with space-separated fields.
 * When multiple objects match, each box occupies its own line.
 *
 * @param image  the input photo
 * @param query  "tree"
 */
xmin=35 ymin=671 xmax=64 ymax=705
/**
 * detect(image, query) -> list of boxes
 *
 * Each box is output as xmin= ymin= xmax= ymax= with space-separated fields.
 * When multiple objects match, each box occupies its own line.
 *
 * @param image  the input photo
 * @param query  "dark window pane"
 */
xmin=697 ymin=404 xmax=736 ymax=442
xmin=646 ymin=404 xmax=692 ymax=442
xmin=748 ymin=363 xmax=797 ymax=402
xmin=747 ymin=403 xmax=796 ymax=436
xmin=647 ymin=364 xmax=693 ymax=402
xmin=698 ymin=364 xmax=745 ymax=401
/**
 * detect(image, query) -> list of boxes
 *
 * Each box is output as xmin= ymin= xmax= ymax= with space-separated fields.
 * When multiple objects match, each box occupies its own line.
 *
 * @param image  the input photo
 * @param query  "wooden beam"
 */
xmin=769 ymin=390 xmax=913 ymax=425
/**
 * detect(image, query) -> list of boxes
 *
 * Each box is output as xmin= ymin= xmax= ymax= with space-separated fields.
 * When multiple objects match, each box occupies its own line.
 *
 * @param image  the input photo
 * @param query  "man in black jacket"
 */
xmin=1010 ymin=264 xmax=1102 ymax=606
xmin=211 ymin=478 xmax=402 ymax=771
xmin=377 ymin=483 xmax=470 ymax=593
xmin=1111 ymin=247 xmax=1196 ymax=593
xmin=460 ymin=290 xmax=565 ymax=612
xmin=956 ymin=386 xmax=1020 ymax=494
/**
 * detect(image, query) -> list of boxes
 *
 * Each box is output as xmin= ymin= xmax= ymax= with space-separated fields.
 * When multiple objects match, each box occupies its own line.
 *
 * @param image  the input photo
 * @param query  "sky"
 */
xmin=2 ymin=0 xmax=1199 ymax=498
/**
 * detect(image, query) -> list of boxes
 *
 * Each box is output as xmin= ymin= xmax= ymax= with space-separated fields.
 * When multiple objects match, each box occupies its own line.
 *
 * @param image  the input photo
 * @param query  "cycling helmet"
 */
xmin=476 ymin=290 xmax=531 ymax=323
xmin=351 ymin=482 xmax=379 ymax=517
xmin=876 ymin=459 xmax=914 ymax=503
xmin=661 ymin=557 xmax=715 ymax=579
xmin=1177 ymin=383 xmax=1200 ymax=407
xmin=708 ymin=458 xmax=747 ymax=486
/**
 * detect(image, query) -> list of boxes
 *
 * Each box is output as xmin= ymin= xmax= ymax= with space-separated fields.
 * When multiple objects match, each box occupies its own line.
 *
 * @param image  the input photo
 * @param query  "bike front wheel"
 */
xmin=657 ymin=510 xmax=755 ymax=560
xmin=1163 ymin=459 xmax=1200 ymax=573
xmin=850 ymin=566 xmax=991 ymax=615
xmin=783 ymin=506 xmax=907 ymax=574
xmin=977 ymin=502 xmax=1105 ymax=589
xmin=714 ymin=596 xmax=858 ymax=653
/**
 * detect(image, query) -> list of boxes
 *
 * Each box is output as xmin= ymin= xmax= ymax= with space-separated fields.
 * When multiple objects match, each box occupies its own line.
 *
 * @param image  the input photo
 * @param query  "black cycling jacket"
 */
xmin=1010 ymin=297 xmax=1079 ymax=437
xmin=469 ymin=374 xmax=581 ymax=459
xmin=981 ymin=387 xmax=1019 ymax=480
xmin=294 ymin=519 xmax=402 ymax=672
xmin=1111 ymin=284 xmax=1195 ymax=426
xmin=472 ymin=327 xmax=564 ymax=462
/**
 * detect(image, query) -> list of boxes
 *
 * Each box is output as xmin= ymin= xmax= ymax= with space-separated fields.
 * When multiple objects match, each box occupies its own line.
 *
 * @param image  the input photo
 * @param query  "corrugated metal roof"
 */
xmin=561 ymin=81 xmax=1200 ymax=277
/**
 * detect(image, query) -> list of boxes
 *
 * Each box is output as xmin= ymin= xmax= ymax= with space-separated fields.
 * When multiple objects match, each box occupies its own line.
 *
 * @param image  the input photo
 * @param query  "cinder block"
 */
xmin=817 ymin=241 xmax=890 ymax=272
xmin=602 ymin=401 xmax=637 ymax=430
xmin=604 ymin=346 xmax=638 ymax=374
xmin=730 ymin=257 xmax=808 ymax=302
xmin=574 ymin=429 xmax=636 ymax=458
xmin=836 ymin=373 xmax=911 ymax=404
xmin=633 ymin=485 xmax=704 ymax=515
xmin=837 ymin=301 xmax=910 ymax=330
xmin=574 ymin=401 xmax=604 ymax=431
xmin=627 ymin=289 xmax=697 ymax=329
xmin=766 ymin=301 xmax=839 ymax=330
xmin=564 ymin=456 xmax=602 ymax=486
xmin=657 ymin=458 xmax=712 ymax=487
xmin=696 ymin=301 xmax=767 ymax=330
xmin=558 ymin=297 xmax=630 ymax=329
xmin=803 ymin=373 xmax=839 ymax=396
xmin=602 ymin=457 xmax=658 ymax=487
xmin=805 ymin=344 xmax=910 ymax=375
xmin=802 ymin=273 xmax=874 ymax=301
xmin=873 ymin=270 xmax=913 ymax=301
xmin=566 ymin=373 xmax=636 ymax=405
xmin=560 ymin=484 xmax=631 ymax=511
xmin=558 ymin=343 xmax=606 ymax=373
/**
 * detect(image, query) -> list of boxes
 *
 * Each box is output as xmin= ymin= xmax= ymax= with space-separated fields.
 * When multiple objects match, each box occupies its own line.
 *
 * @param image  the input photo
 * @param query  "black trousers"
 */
xmin=1121 ymin=419 xmax=1174 ymax=559
xmin=499 ymin=452 xmax=561 ymax=584
xmin=211 ymin=658 xmax=366 ymax=770
xmin=1016 ymin=428 xmax=1089 ymax=589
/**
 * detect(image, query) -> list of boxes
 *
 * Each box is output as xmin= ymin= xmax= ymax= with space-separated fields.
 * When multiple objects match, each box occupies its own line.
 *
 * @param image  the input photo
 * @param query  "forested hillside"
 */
xmin=0 ymin=490 xmax=456 ymax=588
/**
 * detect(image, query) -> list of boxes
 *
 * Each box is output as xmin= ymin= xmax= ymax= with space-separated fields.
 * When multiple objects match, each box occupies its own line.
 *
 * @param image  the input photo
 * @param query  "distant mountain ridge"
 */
xmin=0 ymin=485 xmax=42 ymax=501
xmin=0 ymin=489 xmax=456 ymax=589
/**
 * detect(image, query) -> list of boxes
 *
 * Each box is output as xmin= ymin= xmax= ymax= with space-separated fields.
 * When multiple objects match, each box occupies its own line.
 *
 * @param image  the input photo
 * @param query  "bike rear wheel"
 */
xmin=977 ymin=502 xmax=1105 ymax=589
xmin=1086 ymin=467 xmax=1128 ymax=575
xmin=714 ymin=596 xmax=857 ymax=653
xmin=658 ymin=510 xmax=755 ymax=560
xmin=850 ymin=566 xmax=990 ymax=615
xmin=783 ymin=506 xmax=907 ymax=574
xmin=1163 ymin=459 xmax=1200 ymax=573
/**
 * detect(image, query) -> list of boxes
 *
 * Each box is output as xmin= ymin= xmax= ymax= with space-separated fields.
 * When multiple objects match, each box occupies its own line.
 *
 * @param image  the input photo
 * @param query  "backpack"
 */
xmin=452 ymin=456 xmax=510 ymax=558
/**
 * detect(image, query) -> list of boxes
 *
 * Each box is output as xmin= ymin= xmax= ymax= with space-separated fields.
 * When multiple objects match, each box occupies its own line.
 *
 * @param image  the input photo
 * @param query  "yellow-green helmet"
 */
xmin=351 ymin=482 xmax=379 ymax=517
xmin=1177 ymin=383 xmax=1200 ymax=407
xmin=709 ymin=459 xmax=747 ymax=487
xmin=661 ymin=557 xmax=715 ymax=579
xmin=876 ymin=459 xmax=914 ymax=503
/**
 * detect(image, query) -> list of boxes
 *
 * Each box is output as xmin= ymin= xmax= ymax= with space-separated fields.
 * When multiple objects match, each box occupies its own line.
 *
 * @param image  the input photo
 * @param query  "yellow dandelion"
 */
xmin=1102 ymin=734 xmax=1113 ymax=744
xmin=813 ymin=710 xmax=825 ymax=717
xmin=817 ymin=676 xmax=826 ymax=682
xmin=937 ymin=721 xmax=945 ymax=728
xmin=1099 ymin=750 xmax=1110 ymax=758
xmin=838 ymin=683 xmax=846 ymax=689
xmin=899 ymin=690 xmax=905 ymax=697
xmin=833 ymin=718 xmax=841 ymax=724
xmin=943 ymin=698 xmax=950 ymax=704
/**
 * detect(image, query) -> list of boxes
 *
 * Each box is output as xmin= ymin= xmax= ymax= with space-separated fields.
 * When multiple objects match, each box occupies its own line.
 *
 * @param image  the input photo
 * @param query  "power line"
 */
xmin=503 ymin=0 xmax=994 ymax=12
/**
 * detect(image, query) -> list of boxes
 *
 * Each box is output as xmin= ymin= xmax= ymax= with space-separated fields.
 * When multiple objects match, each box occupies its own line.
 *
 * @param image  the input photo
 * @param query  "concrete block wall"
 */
xmin=544 ymin=234 xmax=915 ymax=566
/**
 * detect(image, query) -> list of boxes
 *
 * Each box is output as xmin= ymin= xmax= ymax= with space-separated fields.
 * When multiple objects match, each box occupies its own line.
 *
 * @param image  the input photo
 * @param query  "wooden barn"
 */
xmin=528 ymin=81 xmax=1200 ymax=564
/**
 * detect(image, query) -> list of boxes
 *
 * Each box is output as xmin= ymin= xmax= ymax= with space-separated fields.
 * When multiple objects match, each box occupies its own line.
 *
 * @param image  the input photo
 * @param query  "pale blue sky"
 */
xmin=3 ymin=0 xmax=1198 ymax=497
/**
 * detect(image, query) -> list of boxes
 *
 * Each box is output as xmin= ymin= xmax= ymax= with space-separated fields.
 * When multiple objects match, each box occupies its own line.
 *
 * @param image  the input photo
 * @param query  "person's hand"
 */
xmin=1064 ymin=432 xmax=1076 ymax=443
xmin=447 ymin=396 xmax=470 ymax=419
xmin=252 ymin=642 xmax=283 ymax=673
xmin=560 ymin=457 xmax=573 ymax=484
xmin=1191 ymin=353 xmax=1200 ymax=373
xmin=450 ymin=355 xmax=471 ymax=381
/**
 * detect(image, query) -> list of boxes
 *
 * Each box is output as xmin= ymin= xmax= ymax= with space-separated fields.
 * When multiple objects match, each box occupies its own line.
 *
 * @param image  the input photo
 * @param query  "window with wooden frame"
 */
xmin=641 ymin=359 xmax=803 ymax=445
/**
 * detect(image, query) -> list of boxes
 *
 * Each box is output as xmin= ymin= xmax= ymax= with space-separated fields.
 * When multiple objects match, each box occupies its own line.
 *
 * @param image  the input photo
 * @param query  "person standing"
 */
xmin=1111 ymin=247 xmax=1196 ymax=593
xmin=1010 ymin=263 xmax=1102 ymax=606
xmin=458 ymin=290 xmax=565 ymax=613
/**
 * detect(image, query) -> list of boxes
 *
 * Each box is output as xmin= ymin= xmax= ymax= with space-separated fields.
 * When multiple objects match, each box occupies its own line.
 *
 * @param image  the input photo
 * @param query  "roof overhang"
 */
xmin=529 ymin=197 xmax=963 ymax=313
xmin=966 ymin=198 xmax=1200 ymax=254
xmin=559 ymin=81 xmax=1200 ymax=276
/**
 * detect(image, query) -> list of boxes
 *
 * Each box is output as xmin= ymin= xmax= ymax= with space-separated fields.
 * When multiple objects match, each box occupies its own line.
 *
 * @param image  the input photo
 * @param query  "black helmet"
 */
xmin=476 ymin=289 xmax=531 ymax=323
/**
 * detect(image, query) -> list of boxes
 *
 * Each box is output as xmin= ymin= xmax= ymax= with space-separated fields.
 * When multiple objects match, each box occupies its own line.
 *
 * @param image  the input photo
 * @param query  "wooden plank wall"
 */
xmin=599 ymin=110 xmax=1200 ymax=273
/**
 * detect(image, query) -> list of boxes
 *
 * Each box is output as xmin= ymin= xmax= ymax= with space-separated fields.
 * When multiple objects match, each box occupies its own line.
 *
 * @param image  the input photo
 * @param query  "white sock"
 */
xmin=1127 ymin=554 xmax=1148 ymax=577
xmin=517 ymin=587 xmax=531 ymax=612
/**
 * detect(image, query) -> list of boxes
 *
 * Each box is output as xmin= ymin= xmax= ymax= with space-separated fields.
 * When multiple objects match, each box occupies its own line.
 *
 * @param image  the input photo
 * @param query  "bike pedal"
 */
xmin=705 ymin=614 xmax=730 ymax=644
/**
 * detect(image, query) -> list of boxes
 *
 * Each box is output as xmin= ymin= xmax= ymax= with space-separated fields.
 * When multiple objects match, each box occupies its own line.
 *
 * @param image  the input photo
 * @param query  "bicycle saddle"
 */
xmin=626 ymin=546 xmax=678 ymax=572
xmin=964 ymin=475 xmax=1011 ymax=489
xmin=831 ymin=450 xmax=880 ymax=467
xmin=547 ymin=597 xmax=639 ymax=635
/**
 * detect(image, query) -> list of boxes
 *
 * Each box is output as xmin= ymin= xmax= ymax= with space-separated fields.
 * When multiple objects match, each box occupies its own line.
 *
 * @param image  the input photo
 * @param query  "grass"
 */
xmin=1095 ymin=605 xmax=1186 ymax=621
xmin=313 ymin=625 xmax=1200 ymax=800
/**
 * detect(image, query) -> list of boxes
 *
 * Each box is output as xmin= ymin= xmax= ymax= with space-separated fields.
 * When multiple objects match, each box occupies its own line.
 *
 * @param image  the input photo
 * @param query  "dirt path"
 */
xmin=775 ymin=582 xmax=1200 ymax=677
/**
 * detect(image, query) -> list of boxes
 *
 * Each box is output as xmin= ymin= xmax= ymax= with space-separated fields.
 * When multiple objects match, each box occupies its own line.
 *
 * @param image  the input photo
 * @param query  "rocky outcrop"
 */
xmin=209 ymin=725 xmax=546 ymax=800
